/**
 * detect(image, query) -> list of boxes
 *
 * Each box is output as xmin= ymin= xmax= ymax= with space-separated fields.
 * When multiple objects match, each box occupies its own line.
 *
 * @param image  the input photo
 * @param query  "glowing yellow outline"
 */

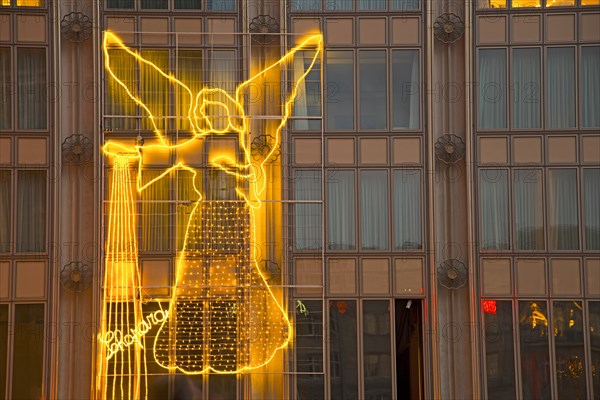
xmin=100 ymin=30 xmax=323 ymax=376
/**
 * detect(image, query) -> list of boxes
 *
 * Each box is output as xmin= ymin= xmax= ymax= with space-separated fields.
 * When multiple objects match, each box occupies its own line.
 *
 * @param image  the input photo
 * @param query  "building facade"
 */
xmin=0 ymin=0 xmax=599 ymax=399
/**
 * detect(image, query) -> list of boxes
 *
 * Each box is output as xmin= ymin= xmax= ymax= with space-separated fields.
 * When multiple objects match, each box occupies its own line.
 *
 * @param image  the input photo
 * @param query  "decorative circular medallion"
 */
xmin=435 ymin=133 xmax=465 ymax=164
xmin=249 ymin=15 xmax=280 ymax=45
xmin=434 ymin=13 xmax=465 ymax=44
xmin=61 ymin=261 xmax=92 ymax=292
xmin=251 ymin=134 xmax=281 ymax=163
xmin=437 ymin=259 xmax=468 ymax=290
xmin=60 ymin=12 xmax=93 ymax=43
xmin=62 ymin=134 xmax=93 ymax=165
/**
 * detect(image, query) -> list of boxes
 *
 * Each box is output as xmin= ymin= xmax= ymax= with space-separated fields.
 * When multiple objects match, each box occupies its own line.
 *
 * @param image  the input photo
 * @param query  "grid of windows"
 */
xmin=105 ymin=0 xmax=236 ymax=10
xmin=479 ymin=0 xmax=599 ymax=8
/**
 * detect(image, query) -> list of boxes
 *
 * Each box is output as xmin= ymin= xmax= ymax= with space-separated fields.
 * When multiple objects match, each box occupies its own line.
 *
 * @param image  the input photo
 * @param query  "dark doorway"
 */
xmin=395 ymin=299 xmax=423 ymax=400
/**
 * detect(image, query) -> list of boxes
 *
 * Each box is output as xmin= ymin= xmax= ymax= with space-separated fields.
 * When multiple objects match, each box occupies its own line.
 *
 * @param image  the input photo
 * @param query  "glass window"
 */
xmin=360 ymin=170 xmax=388 ymax=250
xmin=176 ymin=50 xmax=202 ymax=131
xmin=546 ymin=0 xmax=574 ymax=6
xmin=106 ymin=0 xmax=134 ymax=7
xmin=547 ymin=48 xmax=576 ymax=129
xmin=295 ymin=171 xmax=322 ymax=251
xmin=589 ymin=302 xmax=600 ymax=398
xmin=207 ymin=0 xmax=235 ymax=10
xmin=548 ymin=169 xmax=579 ymax=250
xmin=512 ymin=0 xmax=541 ymax=6
xmin=140 ymin=0 xmax=167 ymax=8
xmin=393 ymin=169 xmax=421 ymax=250
xmin=392 ymin=50 xmax=420 ymax=130
xmin=0 ymin=171 xmax=10 ymax=253
xmin=514 ymin=170 xmax=544 ymax=250
xmin=359 ymin=0 xmax=386 ymax=10
xmin=479 ymin=49 xmax=507 ymax=129
xmin=105 ymin=49 xmax=137 ymax=131
xmin=359 ymin=51 xmax=387 ymax=130
xmin=140 ymin=170 xmax=170 ymax=252
xmin=295 ymin=300 xmax=324 ymax=399
xmin=519 ymin=301 xmax=551 ymax=400
xmin=480 ymin=170 xmax=509 ymax=250
xmin=363 ymin=300 xmax=392 ymax=399
xmin=329 ymin=300 xmax=358 ymax=399
xmin=484 ymin=301 xmax=516 ymax=400
xmin=291 ymin=0 xmax=321 ymax=10
xmin=328 ymin=171 xmax=355 ymax=250
xmin=553 ymin=301 xmax=587 ymax=398
xmin=11 ymin=304 xmax=44 ymax=400
xmin=16 ymin=171 xmax=46 ymax=252
xmin=477 ymin=0 xmax=506 ymax=7
xmin=209 ymin=375 xmax=236 ymax=399
xmin=582 ymin=0 xmax=600 ymax=5
xmin=208 ymin=50 xmax=237 ymax=130
xmin=176 ymin=170 xmax=201 ymax=252
xmin=140 ymin=50 xmax=169 ymax=132
xmin=326 ymin=51 xmax=354 ymax=131
xmin=583 ymin=169 xmax=600 ymax=250
xmin=581 ymin=46 xmax=600 ymax=128
xmin=325 ymin=0 xmax=353 ymax=10
xmin=174 ymin=0 xmax=200 ymax=9
xmin=391 ymin=0 xmax=419 ymax=10
xmin=512 ymin=48 xmax=541 ymax=129
xmin=17 ymin=48 xmax=46 ymax=130
xmin=0 ymin=48 xmax=10 ymax=130
xmin=0 ymin=304 xmax=7 ymax=400
xmin=294 ymin=50 xmax=322 ymax=131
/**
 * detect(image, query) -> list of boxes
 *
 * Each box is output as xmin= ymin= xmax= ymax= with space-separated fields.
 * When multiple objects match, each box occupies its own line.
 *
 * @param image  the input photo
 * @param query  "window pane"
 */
xmin=176 ymin=170 xmax=201 ymax=252
xmin=359 ymin=0 xmax=386 ymax=10
xmin=327 ymin=171 xmax=355 ymax=250
xmin=295 ymin=171 xmax=322 ymax=250
xmin=361 ymin=171 xmax=388 ymax=250
xmin=329 ymin=300 xmax=358 ymax=399
xmin=480 ymin=170 xmax=509 ymax=250
xmin=207 ymin=0 xmax=235 ymax=10
xmin=484 ymin=301 xmax=516 ymax=400
xmin=479 ymin=49 xmax=506 ymax=129
xmin=17 ymin=48 xmax=46 ymax=130
xmin=106 ymin=0 xmax=133 ymax=8
xmin=105 ymin=49 xmax=137 ymax=130
xmin=512 ymin=0 xmax=541 ymax=6
xmin=546 ymin=0 xmax=574 ymax=6
xmin=325 ymin=0 xmax=353 ymax=10
xmin=392 ymin=50 xmax=419 ymax=129
xmin=514 ymin=170 xmax=544 ymax=250
xmin=589 ymin=302 xmax=600 ymax=398
xmin=0 ymin=171 xmax=10 ymax=253
xmin=584 ymin=169 xmax=600 ymax=250
xmin=519 ymin=301 xmax=551 ymax=400
xmin=140 ymin=171 xmax=170 ymax=252
xmin=547 ymin=48 xmax=576 ymax=129
xmin=16 ymin=171 xmax=46 ymax=252
xmin=548 ymin=169 xmax=579 ymax=250
xmin=176 ymin=50 xmax=202 ymax=131
xmin=326 ymin=51 xmax=354 ymax=131
xmin=363 ymin=301 xmax=392 ymax=399
xmin=295 ymin=300 xmax=324 ymax=399
xmin=292 ymin=0 xmax=320 ymax=10
xmin=477 ymin=0 xmax=506 ymax=7
xmin=359 ymin=51 xmax=386 ymax=130
xmin=209 ymin=375 xmax=236 ymax=398
xmin=581 ymin=46 xmax=600 ymax=128
xmin=391 ymin=0 xmax=419 ymax=10
xmin=140 ymin=0 xmax=167 ymax=8
xmin=393 ymin=170 xmax=421 ymax=250
xmin=16 ymin=0 xmax=43 ymax=6
xmin=512 ymin=48 xmax=541 ymax=129
xmin=294 ymin=50 xmax=321 ymax=131
xmin=0 ymin=48 xmax=10 ymax=130
xmin=12 ymin=304 xmax=44 ymax=400
xmin=0 ymin=304 xmax=7 ymax=400
xmin=174 ymin=0 xmax=200 ymax=9
xmin=208 ymin=50 xmax=237 ymax=131
xmin=140 ymin=50 xmax=169 ymax=132
xmin=553 ymin=301 xmax=587 ymax=399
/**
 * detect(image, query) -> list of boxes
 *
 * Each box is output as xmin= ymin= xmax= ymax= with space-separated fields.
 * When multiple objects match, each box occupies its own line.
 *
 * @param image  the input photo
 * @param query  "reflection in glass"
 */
xmin=326 ymin=51 xmax=354 ymax=130
xmin=328 ymin=171 xmax=355 ymax=250
xmin=359 ymin=51 xmax=387 ymax=130
xmin=548 ymin=169 xmax=579 ymax=250
xmin=519 ymin=301 xmax=551 ymax=400
xmin=12 ymin=304 xmax=44 ymax=400
xmin=295 ymin=171 xmax=322 ymax=250
xmin=480 ymin=170 xmax=509 ymax=250
xmin=512 ymin=48 xmax=541 ymax=129
xmin=329 ymin=300 xmax=358 ymax=399
xmin=584 ymin=169 xmax=600 ymax=250
xmin=361 ymin=171 xmax=388 ymax=250
xmin=514 ymin=170 xmax=544 ymax=250
xmin=588 ymin=302 xmax=600 ymax=398
xmin=392 ymin=50 xmax=420 ymax=129
xmin=479 ymin=49 xmax=506 ymax=129
xmin=484 ymin=301 xmax=516 ymax=400
xmin=296 ymin=300 xmax=324 ymax=399
xmin=547 ymin=48 xmax=576 ymax=129
xmin=553 ymin=301 xmax=587 ymax=399
xmin=393 ymin=170 xmax=421 ymax=250
xmin=363 ymin=301 xmax=392 ymax=400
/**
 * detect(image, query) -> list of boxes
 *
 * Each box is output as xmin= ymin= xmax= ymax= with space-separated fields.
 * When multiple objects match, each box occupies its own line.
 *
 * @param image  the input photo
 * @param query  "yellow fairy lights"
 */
xmin=98 ymin=29 xmax=323 ymax=391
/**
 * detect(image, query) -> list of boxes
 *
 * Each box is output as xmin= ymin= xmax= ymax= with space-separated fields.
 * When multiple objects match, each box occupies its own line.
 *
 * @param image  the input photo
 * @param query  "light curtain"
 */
xmin=105 ymin=49 xmax=136 ymax=130
xmin=295 ymin=171 xmax=322 ymax=250
xmin=584 ymin=169 xmax=600 ymax=250
xmin=140 ymin=50 xmax=169 ymax=132
xmin=176 ymin=50 xmax=202 ymax=131
xmin=16 ymin=171 xmax=46 ymax=252
xmin=0 ymin=48 xmax=10 ymax=130
xmin=479 ymin=49 xmax=506 ymax=129
xmin=514 ymin=170 xmax=543 ymax=250
xmin=326 ymin=51 xmax=354 ymax=131
xmin=512 ymin=48 xmax=541 ymax=129
xmin=359 ymin=51 xmax=387 ymax=130
xmin=546 ymin=47 xmax=575 ymax=128
xmin=140 ymin=170 xmax=170 ymax=252
xmin=293 ymin=50 xmax=321 ymax=131
xmin=581 ymin=46 xmax=600 ymax=128
xmin=392 ymin=50 xmax=420 ymax=129
xmin=17 ymin=48 xmax=46 ymax=130
xmin=0 ymin=171 xmax=9 ymax=252
xmin=393 ymin=170 xmax=421 ymax=249
xmin=361 ymin=171 xmax=388 ymax=250
xmin=327 ymin=171 xmax=355 ymax=250
xmin=548 ymin=169 xmax=579 ymax=250
xmin=480 ymin=169 xmax=509 ymax=250
xmin=209 ymin=50 xmax=236 ymax=131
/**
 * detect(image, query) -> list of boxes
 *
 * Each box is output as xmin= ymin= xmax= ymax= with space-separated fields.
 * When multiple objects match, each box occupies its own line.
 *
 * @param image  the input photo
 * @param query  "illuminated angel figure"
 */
xmin=101 ymin=31 xmax=322 ymax=375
